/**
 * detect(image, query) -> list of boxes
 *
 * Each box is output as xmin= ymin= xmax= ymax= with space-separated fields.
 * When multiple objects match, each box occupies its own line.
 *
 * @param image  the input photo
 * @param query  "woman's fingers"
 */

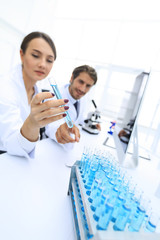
xmin=35 ymin=107 xmax=67 ymax=121
xmin=30 ymin=92 xmax=69 ymax=122
xmin=37 ymin=99 xmax=68 ymax=113
xmin=32 ymin=92 xmax=53 ymax=105
xmin=39 ymin=113 xmax=66 ymax=127
xmin=27 ymin=92 xmax=69 ymax=130
xmin=32 ymin=92 xmax=68 ymax=109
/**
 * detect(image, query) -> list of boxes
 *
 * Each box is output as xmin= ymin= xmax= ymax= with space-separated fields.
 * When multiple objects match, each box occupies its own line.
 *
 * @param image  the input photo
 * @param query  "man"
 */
xmin=45 ymin=65 xmax=100 ymax=145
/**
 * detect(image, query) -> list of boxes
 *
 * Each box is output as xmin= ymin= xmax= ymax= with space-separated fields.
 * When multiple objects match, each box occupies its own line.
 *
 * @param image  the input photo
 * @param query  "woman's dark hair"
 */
xmin=20 ymin=31 xmax=57 ymax=60
xmin=72 ymin=65 xmax=97 ymax=85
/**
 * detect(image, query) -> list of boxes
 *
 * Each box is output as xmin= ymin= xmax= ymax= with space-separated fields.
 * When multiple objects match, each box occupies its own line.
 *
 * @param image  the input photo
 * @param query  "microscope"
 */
xmin=82 ymin=100 xmax=101 ymax=134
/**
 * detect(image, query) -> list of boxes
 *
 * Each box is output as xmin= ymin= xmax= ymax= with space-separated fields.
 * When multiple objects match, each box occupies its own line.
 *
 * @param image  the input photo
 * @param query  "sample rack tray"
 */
xmin=68 ymin=161 xmax=160 ymax=240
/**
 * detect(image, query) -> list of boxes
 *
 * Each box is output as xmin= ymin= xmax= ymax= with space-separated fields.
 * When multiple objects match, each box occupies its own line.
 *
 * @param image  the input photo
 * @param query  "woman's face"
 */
xmin=20 ymin=38 xmax=55 ymax=84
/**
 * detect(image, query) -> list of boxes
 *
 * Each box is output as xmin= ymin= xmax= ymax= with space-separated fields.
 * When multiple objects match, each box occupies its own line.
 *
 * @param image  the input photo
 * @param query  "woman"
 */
xmin=0 ymin=31 xmax=70 ymax=158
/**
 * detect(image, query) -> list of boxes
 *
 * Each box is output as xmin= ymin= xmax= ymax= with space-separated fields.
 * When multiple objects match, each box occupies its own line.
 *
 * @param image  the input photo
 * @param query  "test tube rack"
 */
xmin=68 ymin=161 xmax=160 ymax=240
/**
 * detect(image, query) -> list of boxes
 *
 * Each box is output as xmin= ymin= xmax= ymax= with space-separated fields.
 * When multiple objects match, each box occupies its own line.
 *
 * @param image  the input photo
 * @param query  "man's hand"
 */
xmin=96 ymin=123 xmax=101 ymax=131
xmin=118 ymin=129 xmax=127 ymax=138
xmin=56 ymin=122 xmax=80 ymax=144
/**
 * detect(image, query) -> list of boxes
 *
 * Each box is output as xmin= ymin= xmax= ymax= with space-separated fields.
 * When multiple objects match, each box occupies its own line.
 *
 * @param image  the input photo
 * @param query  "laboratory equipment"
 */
xmin=82 ymin=100 xmax=101 ymax=134
xmin=108 ymin=121 xmax=116 ymax=135
xmin=144 ymin=212 xmax=160 ymax=233
xmin=68 ymin=146 xmax=160 ymax=240
xmin=48 ymin=77 xmax=73 ymax=128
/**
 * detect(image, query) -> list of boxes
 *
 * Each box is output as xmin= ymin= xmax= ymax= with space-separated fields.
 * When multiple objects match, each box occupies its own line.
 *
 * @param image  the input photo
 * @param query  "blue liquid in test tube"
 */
xmin=48 ymin=78 xmax=73 ymax=128
xmin=145 ymin=221 xmax=157 ymax=232
xmin=128 ymin=205 xmax=146 ymax=232
xmin=111 ymin=193 xmax=125 ymax=223
xmin=96 ymin=201 xmax=114 ymax=230
xmin=113 ymin=203 xmax=131 ymax=231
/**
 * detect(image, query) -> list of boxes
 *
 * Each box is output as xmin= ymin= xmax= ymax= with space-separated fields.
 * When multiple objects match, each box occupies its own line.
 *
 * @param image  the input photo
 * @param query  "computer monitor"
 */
xmin=114 ymin=71 xmax=150 ymax=168
xmin=113 ymin=119 xmax=139 ymax=168
xmin=104 ymin=71 xmax=150 ymax=168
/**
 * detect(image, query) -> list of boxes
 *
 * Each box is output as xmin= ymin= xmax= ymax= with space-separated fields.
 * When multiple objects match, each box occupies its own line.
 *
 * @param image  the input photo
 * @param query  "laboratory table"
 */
xmin=0 ymin=126 xmax=160 ymax=240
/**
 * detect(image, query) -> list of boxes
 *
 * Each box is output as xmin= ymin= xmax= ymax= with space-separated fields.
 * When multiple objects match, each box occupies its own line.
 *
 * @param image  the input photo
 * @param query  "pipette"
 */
xmin=48 ymin=77 xmax=73 ymax=128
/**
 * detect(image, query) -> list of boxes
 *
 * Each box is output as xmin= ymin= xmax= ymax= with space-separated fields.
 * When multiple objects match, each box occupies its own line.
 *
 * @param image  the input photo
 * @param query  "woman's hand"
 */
xmin=56 ymin=122 xmax=80 ymax=144
xmin=21 ymin=92 xmax=69 ymax=142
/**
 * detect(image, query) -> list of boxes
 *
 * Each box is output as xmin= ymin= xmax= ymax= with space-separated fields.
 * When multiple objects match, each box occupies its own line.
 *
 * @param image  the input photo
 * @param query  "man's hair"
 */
xmin=72 ymin=65 xmax=97 ymax=85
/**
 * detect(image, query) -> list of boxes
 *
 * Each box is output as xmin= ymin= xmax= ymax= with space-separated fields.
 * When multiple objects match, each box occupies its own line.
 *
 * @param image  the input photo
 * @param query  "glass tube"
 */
xmin=48 ymin=77 xmax=73 ymax=128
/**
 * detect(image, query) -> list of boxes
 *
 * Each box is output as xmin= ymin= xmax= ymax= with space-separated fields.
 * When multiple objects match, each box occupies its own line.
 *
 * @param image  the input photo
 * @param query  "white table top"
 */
xmin=0 ymin=125 xmax=160 ymax=239
xmin=0 ymin=138 xmax=77 ymax=240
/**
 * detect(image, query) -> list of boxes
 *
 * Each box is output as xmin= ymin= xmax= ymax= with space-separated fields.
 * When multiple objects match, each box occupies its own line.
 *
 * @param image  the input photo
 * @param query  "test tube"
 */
xmin=128 ymin=196 xmax=150 ymax=232
xmin=96 ymin=197 xmax=114 ymax=230
xmin=48 ymin=77 xmax=73 ymax=128
xmin=113 ymin=202 xmax=131 ymax=231
xmin=144 ymin=212 xmax=160 ymax=233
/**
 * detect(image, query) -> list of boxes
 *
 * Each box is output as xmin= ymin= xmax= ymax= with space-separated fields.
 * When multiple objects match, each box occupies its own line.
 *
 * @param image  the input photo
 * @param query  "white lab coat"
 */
xmin=0 ymin=65 xmax=39 ymax=158
xmin=0 ymin=65 xmax=92 ymax=157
